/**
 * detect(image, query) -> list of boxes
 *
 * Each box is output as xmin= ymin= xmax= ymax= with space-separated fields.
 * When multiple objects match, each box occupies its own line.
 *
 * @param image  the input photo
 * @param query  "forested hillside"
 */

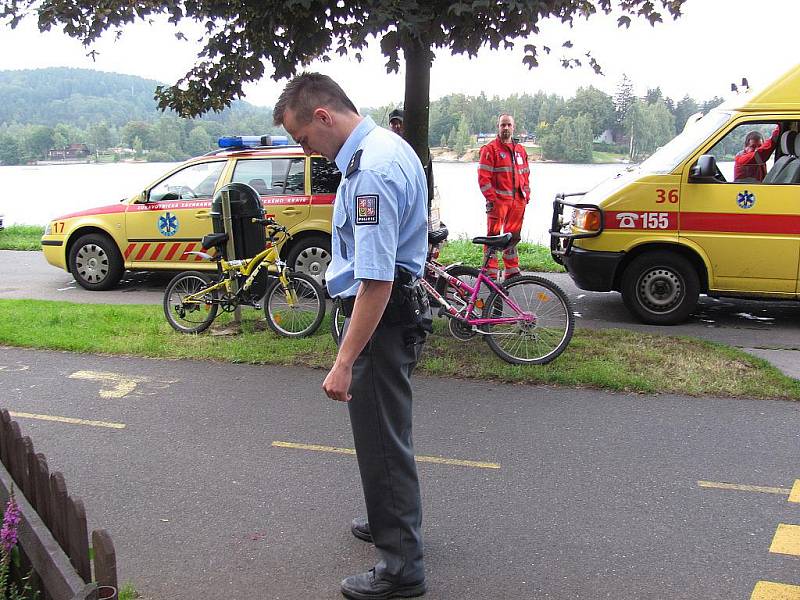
xmin=0 ymin=68 xmax=162 ymax=127
xmin=0 ymin=67 xmax=726 ymax=166
xmin=0 ymin=67 xmax=280 ymax=165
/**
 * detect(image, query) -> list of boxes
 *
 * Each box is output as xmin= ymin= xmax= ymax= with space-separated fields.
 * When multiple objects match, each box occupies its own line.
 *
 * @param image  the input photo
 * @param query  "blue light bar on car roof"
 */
xmin=217 ymin=135 xmax=289 ymax=148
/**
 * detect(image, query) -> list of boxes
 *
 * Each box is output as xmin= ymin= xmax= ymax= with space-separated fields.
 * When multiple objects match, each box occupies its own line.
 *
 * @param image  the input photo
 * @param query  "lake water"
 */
xmin=0 ymin=160 xmax=623 ymax=244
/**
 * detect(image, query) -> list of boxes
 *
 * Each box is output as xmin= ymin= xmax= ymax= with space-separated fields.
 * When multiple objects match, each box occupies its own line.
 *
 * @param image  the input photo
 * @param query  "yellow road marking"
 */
xmin=9 ymin=411 xmax=126 ymax=430
xmin=751 ymin=581 xmax=800 ymax=600
xmin=789 ymin=480 xmax=800 ymax=504
xmin=272 ymin=441 xmax=500 ymax=470
xmin=69 ymin=370 xmax=145 ymax=399
xmin=698 ymin=480 xmax=791 ymax=496
xmin=770 ymin=524 xmax=800 ymax=557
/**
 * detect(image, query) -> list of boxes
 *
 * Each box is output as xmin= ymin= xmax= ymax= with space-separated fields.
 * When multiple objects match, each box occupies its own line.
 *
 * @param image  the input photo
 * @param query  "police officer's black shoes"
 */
xmin=341 ymin=568 xmax=426 ymax=599
xmin=351 ymin=517 xmax=373 ymax=543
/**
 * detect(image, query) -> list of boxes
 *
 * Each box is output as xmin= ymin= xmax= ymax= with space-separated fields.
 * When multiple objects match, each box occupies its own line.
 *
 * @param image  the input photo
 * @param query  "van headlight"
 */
xmin=572 ymin=208 xmax=601 ymax=232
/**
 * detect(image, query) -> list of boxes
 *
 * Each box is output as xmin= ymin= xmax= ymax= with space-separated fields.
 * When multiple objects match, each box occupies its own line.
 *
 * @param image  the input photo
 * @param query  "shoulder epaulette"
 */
xmin=346 ymin=149 xmax=362 ymax=179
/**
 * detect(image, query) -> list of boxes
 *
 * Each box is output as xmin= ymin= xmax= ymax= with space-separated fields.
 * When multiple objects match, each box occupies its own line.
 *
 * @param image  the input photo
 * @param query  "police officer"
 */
xmin=274 ymin=73 xmax=430 ymax=600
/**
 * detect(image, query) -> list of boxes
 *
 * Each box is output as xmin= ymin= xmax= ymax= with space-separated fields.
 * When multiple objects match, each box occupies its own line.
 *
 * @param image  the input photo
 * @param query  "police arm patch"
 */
xmin=355 ymin=194 xmax=379 ymax=225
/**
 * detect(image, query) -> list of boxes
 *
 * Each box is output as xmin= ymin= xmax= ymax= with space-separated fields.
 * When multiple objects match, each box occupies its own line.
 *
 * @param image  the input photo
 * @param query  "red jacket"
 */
xmin=478 ymin=137 xmax=530 ymax=203
xmin=734 ymin=126 xmax=780 ymax=181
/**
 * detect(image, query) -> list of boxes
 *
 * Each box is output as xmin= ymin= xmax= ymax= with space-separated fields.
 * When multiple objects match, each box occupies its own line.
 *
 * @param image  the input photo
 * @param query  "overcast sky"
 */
xmin=0 ymin=0 xmax=798 ymax=110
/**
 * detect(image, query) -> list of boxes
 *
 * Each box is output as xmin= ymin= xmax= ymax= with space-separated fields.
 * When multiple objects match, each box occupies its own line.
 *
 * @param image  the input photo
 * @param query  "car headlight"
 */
xmin=572 ymin=208 xmax=601 ymax=232
xmin=44 ymin=222 xmax=52 ymax=235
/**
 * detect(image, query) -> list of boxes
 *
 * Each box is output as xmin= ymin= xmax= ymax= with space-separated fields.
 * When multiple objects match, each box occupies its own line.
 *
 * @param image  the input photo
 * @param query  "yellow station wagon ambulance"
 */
xmin=552 ymin=64 xmax=800 ymax=324
xmin=41 ymin=136 xmax=340 ymax=290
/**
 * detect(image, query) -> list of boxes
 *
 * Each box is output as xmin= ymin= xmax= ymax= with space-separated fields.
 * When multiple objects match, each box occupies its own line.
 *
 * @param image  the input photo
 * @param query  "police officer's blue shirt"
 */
xmin=326 ymin=116 xmax=428 ymax=299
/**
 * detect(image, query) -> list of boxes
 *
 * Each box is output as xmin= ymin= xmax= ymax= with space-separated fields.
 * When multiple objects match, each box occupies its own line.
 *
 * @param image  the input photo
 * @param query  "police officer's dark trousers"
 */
xmin=344 ymin=318 xmax=428 ymax=584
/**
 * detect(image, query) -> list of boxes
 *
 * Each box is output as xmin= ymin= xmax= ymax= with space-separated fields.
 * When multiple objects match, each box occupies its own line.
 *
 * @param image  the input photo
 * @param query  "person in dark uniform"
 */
xmin=274 ymin=73 xmax=431 ymax=600
xmin=388 ymin=108 xmax=404 ymax=136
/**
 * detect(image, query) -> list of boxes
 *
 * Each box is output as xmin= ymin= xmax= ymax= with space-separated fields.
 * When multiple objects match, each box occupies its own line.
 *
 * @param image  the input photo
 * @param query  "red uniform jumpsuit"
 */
xmin=734 ymin=125 xmax=780 ymax=181
xmin=478 ymin=137 xmax=530 ymax=278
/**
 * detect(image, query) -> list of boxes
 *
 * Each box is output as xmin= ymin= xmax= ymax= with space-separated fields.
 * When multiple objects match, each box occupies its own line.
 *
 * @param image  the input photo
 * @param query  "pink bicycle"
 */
xmin=332 ymin=231 xmax=574 ymax=365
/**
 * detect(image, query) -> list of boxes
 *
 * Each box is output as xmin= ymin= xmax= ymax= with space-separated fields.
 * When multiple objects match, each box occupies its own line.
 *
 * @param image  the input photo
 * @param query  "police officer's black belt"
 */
xmin=338 ymin=269 xmax=421 ymax=320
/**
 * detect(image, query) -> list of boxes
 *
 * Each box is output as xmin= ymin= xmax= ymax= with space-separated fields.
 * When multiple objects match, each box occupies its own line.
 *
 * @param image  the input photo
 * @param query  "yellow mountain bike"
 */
xmin=163 ymin=218 xmax=325 ymax=337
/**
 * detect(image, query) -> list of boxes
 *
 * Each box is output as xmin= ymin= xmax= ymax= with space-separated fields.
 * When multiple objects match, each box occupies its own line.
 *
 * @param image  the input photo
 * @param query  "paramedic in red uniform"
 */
xmin=734 ymin=125 xmax=781 ymax=182
xmin=478 ymin=113 xmax=530 ymax=279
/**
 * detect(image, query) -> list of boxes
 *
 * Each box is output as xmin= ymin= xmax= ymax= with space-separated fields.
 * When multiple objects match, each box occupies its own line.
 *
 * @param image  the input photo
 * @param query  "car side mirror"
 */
xmin=689 ymin=155 xmax=719 ymax=183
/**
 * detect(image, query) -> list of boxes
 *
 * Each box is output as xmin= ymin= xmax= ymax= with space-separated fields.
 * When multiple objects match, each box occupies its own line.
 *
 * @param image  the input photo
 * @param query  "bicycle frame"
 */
xmin=181 ymin=234 xmax=292 ymax=307
xmin=423 ymin=260 xmax=535 ymax=327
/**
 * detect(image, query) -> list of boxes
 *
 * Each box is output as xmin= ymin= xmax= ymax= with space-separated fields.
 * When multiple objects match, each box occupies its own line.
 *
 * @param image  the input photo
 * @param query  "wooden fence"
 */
xmin=0 ymin=409 xmax=118 ymax=600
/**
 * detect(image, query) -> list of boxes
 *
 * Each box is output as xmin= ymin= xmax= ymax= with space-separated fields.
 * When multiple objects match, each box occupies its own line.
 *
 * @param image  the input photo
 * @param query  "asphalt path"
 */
xmin=2 ymin=346 xmax=800 ymax=600
xmin=4 ymin=250 xmax=799 ymax=376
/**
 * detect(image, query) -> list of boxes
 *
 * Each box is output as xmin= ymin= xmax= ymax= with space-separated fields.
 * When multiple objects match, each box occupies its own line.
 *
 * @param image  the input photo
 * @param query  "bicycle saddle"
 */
xmin=471 ymin=233 xmax=512 ymax=248
xmin=201 ymin=232 xmax=229 ymax=249
xmin=428 ymin=226 xmax=449 ymax=246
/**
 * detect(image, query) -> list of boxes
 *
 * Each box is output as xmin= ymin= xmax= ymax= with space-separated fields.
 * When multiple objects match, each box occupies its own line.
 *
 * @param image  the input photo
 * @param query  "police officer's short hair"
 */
xmin=273 ymin=73 xmax=359 ymax=126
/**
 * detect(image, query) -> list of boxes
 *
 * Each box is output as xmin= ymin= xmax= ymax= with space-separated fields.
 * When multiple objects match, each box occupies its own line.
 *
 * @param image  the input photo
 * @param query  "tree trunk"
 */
xmin=402 ymin=34 xmax=432 ymax=166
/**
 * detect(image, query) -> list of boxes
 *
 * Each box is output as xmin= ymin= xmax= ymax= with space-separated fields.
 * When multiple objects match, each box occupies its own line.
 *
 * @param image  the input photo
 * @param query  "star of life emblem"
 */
xmin=736 ymin=190 xmax=755 ymax=209
xmin=158 ymin=212 xmax=179 ymax=236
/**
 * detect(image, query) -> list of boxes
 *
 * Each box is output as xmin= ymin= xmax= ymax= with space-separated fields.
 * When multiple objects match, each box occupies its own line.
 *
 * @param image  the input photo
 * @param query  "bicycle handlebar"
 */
xmin=252 ymin=217 xmax=287 ymax=230
xmin=251 ymin=217 xmax=291 ymax=241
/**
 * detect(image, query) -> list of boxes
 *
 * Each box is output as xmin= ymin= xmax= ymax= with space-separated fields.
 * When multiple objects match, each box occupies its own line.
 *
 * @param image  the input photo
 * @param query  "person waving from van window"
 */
xmin=734 ymin=125 xmax=780 ymax=182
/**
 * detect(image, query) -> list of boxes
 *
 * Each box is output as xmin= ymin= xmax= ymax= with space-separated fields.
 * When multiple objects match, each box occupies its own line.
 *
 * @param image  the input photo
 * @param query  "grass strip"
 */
xmin=0 ymin=299 xmax=797 ymax=400
xmin=438 ymin=239 xmax=563 ymax=273
xmin=0 ymin=227 xmax=564 ymax=273
xmin=0 ymin=225 xmax=44 ymax=250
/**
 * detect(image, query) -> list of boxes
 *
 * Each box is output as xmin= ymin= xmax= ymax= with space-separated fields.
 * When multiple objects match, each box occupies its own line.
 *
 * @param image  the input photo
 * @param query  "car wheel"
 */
xmin=68 ymin=233 xmax=124 ymax=291
xmin=285 ymin=236 xmax=331 ymax=288
xmin=621 ymin=251 xmax=699 ymax=325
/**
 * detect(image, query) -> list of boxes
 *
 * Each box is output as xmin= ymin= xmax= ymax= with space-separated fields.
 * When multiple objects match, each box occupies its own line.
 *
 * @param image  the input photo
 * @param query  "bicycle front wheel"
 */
xmin=481 ymin=275 xmax=574 ymax=365
xmin=264 ymin=271 xmax=326 ymax=337
xmin=163 ymin=271 xmax=219 ymax=334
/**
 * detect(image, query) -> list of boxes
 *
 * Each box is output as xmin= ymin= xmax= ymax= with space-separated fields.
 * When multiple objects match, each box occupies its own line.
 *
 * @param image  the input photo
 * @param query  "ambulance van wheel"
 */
xmin=69 ymin=233 xmax=124 ymax=291
xmin=621 ymin=251 xmax=699 ymax=325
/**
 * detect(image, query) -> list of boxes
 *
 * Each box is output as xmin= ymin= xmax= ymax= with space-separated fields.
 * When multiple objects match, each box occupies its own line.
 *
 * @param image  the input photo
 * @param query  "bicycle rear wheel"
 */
xmin=481 ymin=275 xmax=574 ymax=365
xmin=163 ymin=271 xmax=219 ymax=334
xmin=436 ymin=265 xmax=481 ymax=310
xmin=264 ymin=271 xmax=326 ymax=337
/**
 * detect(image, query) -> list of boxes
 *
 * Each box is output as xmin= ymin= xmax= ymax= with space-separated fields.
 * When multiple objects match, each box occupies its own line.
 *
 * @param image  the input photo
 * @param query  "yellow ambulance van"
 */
xmin=551 ymin=64 xmax=800 ymax=324
xmin=41 ymin=137 xmax=339 ymax=290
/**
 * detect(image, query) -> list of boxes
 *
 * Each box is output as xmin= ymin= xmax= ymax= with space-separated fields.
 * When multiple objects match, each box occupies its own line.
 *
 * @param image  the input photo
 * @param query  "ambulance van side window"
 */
xmin=705 ymin=122 xmax=783 ymax=183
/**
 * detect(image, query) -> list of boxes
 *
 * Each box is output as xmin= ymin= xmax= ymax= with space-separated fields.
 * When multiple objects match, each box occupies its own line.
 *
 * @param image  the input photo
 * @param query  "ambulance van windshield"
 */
xmin=637 ymin=110 xmax=732 ymax=174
